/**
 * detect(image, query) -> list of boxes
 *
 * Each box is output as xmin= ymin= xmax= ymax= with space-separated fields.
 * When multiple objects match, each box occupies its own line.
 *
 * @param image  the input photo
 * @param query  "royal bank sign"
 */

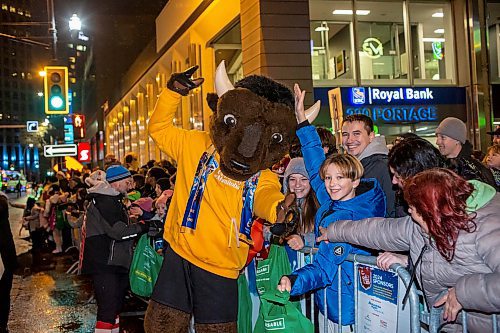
xmin=341 ymin=86 xmax=466 ymax=124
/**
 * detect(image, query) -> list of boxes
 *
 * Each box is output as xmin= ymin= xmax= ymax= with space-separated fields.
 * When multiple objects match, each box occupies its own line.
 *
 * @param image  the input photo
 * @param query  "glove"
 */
xmin=271 ymin=193 xmax=298 ymax=238
xmin=144 ymin=219 xmax=163 ymax=237
xmin=166 ymin=66 xmax=204 ymax=96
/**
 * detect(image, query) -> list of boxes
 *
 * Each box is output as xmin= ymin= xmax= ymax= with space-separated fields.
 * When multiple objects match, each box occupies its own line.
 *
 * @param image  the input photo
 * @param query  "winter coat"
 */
xmin=291 ymin=124 xmax=386 ymax=325
xmin=325 ymin=180 xmax=500 ymax=333
xmin=453 ymin=141 xmax=497 ymax=190
xmin=81 ymin=182 xmax=146 ymax=274
xmin=357 ymin=135 xmax=396 ymax=217
xmin=0 ymin=192 xmax=17 ymax=272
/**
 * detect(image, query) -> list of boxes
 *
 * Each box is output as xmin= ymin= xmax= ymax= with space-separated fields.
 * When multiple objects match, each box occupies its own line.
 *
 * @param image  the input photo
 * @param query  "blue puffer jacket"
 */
xmin=290 ymin=123 xmax=386 ymax=325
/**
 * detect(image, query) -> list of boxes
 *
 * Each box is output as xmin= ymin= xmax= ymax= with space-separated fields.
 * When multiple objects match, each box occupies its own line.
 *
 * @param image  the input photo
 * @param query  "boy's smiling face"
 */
xmin=323 ymin=163 xmax=359 ymax=201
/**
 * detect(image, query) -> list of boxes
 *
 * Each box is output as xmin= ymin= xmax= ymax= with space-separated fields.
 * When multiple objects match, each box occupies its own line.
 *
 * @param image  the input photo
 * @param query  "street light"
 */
xmin=69 ymin=14 xmax=81 ymax=32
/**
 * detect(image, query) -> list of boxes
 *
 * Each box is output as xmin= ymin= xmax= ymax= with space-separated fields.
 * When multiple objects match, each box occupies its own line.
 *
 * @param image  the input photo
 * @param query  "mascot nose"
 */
xmin=238 ymin=124 xmax=262 ymax=158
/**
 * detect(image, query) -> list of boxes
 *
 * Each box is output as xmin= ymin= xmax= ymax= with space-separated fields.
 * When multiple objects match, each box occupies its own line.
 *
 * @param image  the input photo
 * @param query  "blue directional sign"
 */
xmin=26 ymin=121 xmax=39 ymax=133
xmin=64 ymin=124 xmax=74 ymax=143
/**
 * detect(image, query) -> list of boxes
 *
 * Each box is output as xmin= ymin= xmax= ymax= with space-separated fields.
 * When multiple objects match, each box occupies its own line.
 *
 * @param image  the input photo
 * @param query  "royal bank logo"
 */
xmin=351 ymin=87 xmax=366 ymax=105
xmin=264 ymin=318 xmax=285 ymax=330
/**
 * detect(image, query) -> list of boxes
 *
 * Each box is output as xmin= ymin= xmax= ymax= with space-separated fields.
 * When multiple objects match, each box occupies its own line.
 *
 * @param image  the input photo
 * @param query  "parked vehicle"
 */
xmin=1 ymin=170 xmax=27 ymax=192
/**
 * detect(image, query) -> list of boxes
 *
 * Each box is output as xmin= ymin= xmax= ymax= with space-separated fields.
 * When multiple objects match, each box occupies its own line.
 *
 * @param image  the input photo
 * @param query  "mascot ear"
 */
xmin=206 ymin=93 xmax=219 ymax=113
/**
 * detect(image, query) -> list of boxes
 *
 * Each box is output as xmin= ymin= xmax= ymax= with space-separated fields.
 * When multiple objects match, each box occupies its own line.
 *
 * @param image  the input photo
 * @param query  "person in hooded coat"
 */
xmin=277 ymin=85 xmax=386 ymax=332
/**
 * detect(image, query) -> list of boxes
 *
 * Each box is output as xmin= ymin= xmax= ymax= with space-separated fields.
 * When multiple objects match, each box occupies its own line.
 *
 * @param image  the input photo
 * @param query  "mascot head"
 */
xmin=207 ymin=62 xmax=300 ymax=181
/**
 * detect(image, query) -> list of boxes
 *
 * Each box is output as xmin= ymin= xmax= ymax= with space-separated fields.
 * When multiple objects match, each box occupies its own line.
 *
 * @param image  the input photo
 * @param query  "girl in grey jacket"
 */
xmin=319 ymin=168 xmax=500 ymax=333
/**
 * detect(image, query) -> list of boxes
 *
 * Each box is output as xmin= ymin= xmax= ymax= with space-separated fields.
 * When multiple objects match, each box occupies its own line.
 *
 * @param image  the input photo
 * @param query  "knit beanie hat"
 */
xmin=435 ymin=117 xmax=467 ymax=144
xmin=132 ymin=197 xmax=153 ymax=213
xmin=283 ymin=158 xmax=309 ymax=193
xmin=106 ymin=165 xmax=131 ymax=183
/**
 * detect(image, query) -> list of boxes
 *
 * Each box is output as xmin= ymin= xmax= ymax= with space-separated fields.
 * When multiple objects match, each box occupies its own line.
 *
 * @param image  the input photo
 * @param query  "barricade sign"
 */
xmin=355 ymin=263 xmax=407 ymax=333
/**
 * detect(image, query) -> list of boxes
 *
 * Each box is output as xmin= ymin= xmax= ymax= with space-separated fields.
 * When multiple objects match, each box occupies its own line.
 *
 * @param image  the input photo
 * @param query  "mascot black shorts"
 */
xmin=150 ymin=245 xmax=238 ymax=324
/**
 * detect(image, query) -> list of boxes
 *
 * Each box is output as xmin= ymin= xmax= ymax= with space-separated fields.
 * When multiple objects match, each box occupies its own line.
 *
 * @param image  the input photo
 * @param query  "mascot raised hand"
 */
xmin=144 ymin=62 xmax=319 ymax=333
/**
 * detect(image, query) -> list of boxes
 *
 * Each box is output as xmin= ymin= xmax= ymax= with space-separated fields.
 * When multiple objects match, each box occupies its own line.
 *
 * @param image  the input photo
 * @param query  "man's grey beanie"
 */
xmin=435 ymin=117 xmax=467 ymax=144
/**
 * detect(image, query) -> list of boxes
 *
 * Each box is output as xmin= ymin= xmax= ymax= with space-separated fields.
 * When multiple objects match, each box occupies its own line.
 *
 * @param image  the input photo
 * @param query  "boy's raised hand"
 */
xmin=294 ymin=83 xmax=307 ymax=124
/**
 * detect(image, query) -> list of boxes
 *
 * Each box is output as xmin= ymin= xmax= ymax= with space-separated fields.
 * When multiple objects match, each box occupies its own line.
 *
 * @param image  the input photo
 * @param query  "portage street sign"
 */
xmin=44 ymin=144 xmax=78 ymax=157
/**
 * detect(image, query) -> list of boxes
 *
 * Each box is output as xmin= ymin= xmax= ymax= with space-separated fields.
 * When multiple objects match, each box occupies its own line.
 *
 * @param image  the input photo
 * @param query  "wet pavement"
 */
xmin=6 ymin=193 xmax=146 ymax=332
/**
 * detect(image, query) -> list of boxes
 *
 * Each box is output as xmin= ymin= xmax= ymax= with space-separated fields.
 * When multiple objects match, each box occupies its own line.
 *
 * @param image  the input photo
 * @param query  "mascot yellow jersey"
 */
xmin=149 ymin=90 xmax=283 ymax=279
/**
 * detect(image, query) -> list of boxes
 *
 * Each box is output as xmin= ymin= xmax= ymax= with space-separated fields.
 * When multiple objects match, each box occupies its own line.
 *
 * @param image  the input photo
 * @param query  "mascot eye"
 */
xmin=223 ymin=114 xmax=237 ymax=127
xmin=271 ymin=133 xmax=283 ymax=143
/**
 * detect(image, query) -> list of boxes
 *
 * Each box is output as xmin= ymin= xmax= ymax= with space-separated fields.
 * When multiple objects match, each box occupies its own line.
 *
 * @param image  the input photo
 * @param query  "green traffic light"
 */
xmin=50 ymin=96 xmax=64 ymax=109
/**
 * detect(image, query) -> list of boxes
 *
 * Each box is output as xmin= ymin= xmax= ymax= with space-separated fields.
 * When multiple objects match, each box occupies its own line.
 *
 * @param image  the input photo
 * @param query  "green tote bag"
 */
xmin=238 ymin=274 xmax=253 ymax=333
xmin=255 ymin=244 xmax=291 ymax=296
xmin=254 ymin=291 xmax=313 ymax=333
xmin=129 ymin=234 xmax=164 ymax=297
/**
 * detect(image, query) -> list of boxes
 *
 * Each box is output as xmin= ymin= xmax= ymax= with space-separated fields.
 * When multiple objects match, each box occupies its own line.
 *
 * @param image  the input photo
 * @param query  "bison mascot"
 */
xmin=144 ymin=62 xmax=319 ymax=333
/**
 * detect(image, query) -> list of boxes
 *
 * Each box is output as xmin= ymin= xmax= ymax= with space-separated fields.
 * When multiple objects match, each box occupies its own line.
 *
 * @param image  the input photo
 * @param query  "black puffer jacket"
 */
xmin=451 ymin=141 xmax=497 ymax=191
xmin=81 ymin=184 xmax=146 ymax=274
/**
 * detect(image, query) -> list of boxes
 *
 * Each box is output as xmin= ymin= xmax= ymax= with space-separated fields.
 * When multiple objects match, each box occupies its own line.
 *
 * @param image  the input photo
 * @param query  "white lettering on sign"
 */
xmin=79 ymin=150 xmax=89 ymax=162
xmin=370 ymin=88 xmax=434 ymax=103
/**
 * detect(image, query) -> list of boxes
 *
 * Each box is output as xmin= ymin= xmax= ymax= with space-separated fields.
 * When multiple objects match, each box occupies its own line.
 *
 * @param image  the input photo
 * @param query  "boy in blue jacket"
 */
xmin=277 ymin=84 xmax=386 ymax=332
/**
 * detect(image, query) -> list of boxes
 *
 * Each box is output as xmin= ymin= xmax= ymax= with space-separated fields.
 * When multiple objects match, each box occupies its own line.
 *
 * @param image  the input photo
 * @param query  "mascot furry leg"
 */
xmin=144 ymin=300 xmax=190 ymax=333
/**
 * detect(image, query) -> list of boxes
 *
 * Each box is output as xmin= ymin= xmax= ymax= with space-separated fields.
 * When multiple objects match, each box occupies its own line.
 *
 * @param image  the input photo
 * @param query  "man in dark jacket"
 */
xmin=81 ymin=165 xmax=147 ymax=333
xmin=0 ymin=191 xmax=17 ymax=333
xmin=436 ymin=117 xmax=497 ymax=190
xmin=341 ymin=114 xmax=396 ymax=217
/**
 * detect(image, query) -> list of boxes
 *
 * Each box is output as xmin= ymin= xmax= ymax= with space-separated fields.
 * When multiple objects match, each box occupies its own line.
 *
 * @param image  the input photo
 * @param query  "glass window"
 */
xmin=408 ymin=1 xmax=455 ymax=83
xmin=356 ymin=0 xmax=408 ymax=83
xmin=309 ymin=1 xmax=354 ymax=85
xmin=488 ymin=2 xmax=500 ymax=83
xmin=211 ymin=22 xmax=242 ymax=84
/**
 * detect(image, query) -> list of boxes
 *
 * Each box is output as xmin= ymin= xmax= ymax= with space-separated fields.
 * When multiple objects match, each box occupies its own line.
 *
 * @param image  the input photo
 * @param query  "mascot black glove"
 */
xmin=167 ymin=66 xmax=205 ymax=96
xmin=144 ymin=219 xmax=164 ymax=237
xmin=270 ymin=193 xmax=299 ymax=239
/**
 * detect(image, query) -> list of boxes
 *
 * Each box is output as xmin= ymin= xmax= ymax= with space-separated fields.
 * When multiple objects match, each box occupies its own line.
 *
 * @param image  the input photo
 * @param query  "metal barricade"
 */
xmin=422 ymin=290 xmax=499 ymax=333
xmin=295 ymin=248 xmax=421 ymax=333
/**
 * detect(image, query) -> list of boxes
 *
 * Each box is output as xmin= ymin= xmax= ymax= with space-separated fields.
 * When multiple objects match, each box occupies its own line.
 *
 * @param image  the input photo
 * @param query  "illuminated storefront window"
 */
xmin=356 ymin=0 xmax=407 ymax=83
xmin=309 ymin=0 xmax=455 ymax=86
xmin=211 ymin=22 xmax=243 ymax=85
xmin=310 ymin=1 xmax=354 ymax=85
xmin=409 ymin=1 xmax=455 ymax=83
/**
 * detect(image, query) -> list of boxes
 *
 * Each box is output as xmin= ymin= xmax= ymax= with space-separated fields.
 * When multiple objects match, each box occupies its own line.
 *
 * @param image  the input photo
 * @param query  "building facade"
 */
xmin=0 ymin=0 xmax=45 ymax=180
xmin=105 ymin=0 xmax=498 ymax=166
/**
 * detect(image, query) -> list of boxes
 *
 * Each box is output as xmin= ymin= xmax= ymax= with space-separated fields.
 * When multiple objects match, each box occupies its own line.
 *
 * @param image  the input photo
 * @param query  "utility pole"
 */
xmin=47 ymin=0 xmax=57 ymax=61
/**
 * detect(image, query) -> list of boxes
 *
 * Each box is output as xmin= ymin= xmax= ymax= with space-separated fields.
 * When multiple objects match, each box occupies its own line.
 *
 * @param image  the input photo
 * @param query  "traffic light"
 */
xmin=44 ymin=66 xmax=69 ymax=114
xmin=73 ymin=114 xmax=85 ymax=139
